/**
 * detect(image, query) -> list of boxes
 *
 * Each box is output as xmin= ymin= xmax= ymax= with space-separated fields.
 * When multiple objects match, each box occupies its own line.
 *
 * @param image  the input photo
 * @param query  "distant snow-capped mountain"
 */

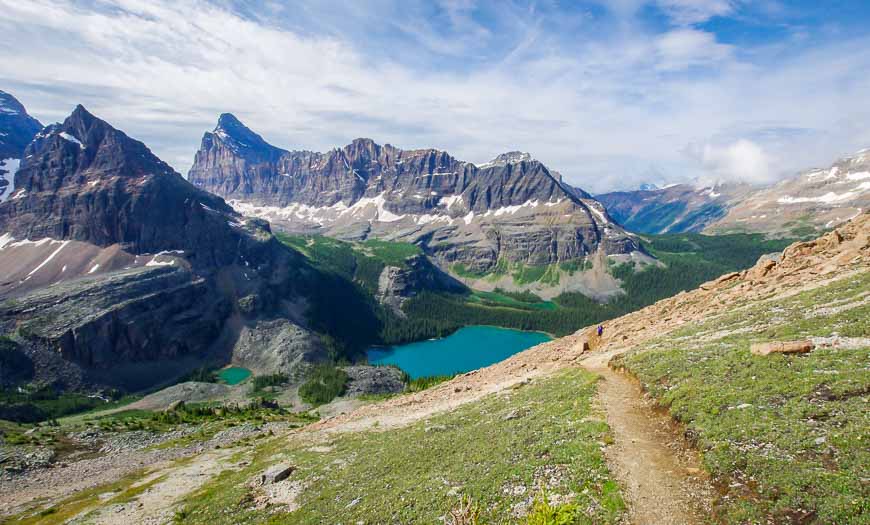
xmin=597 ymin=182 xmax=753 ymax=234
xmin=707 ymin=149 xmax=870 ymax=236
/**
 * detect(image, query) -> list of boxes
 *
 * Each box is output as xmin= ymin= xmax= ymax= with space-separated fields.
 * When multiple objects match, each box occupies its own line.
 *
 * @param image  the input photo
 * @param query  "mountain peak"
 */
xmin=210 ymin=113 xmax=282 ymax=160
xmin=0 ymin=90 xmax=43 ymax=158
xmin=478 ymin=151 xmax=534 ymax=168
xmin=216 ymin=112 xmax=244 ymax=131
xmin=65 ymin=104 xmax=98 ymax=130
xmin=0 ymin=91 xmax=26 ymax=117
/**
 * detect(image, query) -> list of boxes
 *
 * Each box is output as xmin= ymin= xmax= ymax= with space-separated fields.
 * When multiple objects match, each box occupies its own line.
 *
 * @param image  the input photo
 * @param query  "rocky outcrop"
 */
xmin=187 ymin=115 xmax=644 ymax=281
xmin=341 ymin=365 xmax=406 ymax=397
xmin=376 ymin=254 xmax=464 ymax=314
xmin=231 ymin=319 xmax=326 ymax=379
xmin=750 ymin=341 xmax=814 ymax=356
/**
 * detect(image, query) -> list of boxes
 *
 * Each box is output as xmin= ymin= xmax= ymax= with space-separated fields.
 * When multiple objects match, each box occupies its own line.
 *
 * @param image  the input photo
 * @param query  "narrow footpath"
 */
xmin=580 ymin=345 xmax=714 ymax=525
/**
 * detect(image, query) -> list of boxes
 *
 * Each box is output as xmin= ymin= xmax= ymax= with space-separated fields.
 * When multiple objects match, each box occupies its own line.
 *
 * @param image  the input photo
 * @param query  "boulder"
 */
xmin=260 ymin=464 xmax=295 ymax=485
xmin=342 ymin=365 xmax=405 ymax=397
xmin=750 ymin=341 xmax=814 ymax=356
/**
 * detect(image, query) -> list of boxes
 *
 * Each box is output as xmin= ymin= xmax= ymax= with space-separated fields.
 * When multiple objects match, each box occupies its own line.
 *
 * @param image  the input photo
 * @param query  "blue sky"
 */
xmin=1 ymin=0 xmax=870 ymax=192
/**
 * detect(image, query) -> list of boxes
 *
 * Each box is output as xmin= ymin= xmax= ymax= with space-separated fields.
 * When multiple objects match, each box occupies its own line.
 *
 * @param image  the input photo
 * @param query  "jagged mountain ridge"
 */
xmin=2 ymin=105 xmax=250 ymax=269
xmin=188 ymin=114 xmax=643 ymax=294
xmin=0 ymin=106 xmax=327 ymax=390
xmin=708 ymin=148 xmax=870 ymax=236
xmin=0 ymin=90 xmax=43 ymax=202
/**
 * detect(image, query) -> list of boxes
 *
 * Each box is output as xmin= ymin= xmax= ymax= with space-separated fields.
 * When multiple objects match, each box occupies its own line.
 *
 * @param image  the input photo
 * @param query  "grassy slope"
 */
xmin=176 ymin=369 xmax=625 ymax=524
xmin=615 ymin=271 xmax=870 ymax=524
xmin=276 ymin=233 xmax=421 ymax=294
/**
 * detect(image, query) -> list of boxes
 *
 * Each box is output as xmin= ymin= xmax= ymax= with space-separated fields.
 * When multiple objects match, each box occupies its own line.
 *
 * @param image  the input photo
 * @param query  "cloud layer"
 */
xmin=1 ymin=0 xmax=869 ymax=192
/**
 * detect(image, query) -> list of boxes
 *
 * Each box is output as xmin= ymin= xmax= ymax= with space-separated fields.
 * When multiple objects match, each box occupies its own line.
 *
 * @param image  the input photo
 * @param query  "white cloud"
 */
xmin=697 ymin=139 xmax=774 ymax=184
xmin=0 ymin=0 xmax=868 ymax=194
xmin=655 ymin=29 xmax=733 ymax=71
xmin=657 ymin=0 xmax=736 ymax=25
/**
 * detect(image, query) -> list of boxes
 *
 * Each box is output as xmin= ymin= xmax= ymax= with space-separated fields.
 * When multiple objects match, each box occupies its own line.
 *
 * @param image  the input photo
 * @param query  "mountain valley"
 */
xmin=0 ymin=89 xmax=867 ymax=525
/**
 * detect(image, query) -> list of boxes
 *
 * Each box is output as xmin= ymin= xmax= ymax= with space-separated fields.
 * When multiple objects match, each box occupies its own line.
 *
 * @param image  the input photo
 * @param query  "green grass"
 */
xmin=276 ymin=233 xmax=422 ymax=295
xmin=359 ymin=238 xmax=421 ymax=266
xmin=174 ymin=368 xmax=625 ymax=524
xmin=614 ymin=272 xmax=870 ymax=524
xmin=512 ymin=264 xmax=548 ymax=285
xmin=559 ymin=259 xmax=592 ymax=275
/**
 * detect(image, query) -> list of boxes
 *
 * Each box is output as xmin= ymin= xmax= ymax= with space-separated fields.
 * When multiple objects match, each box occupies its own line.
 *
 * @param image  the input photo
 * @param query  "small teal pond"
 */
xmin=367 ymin=325 xmax=552 ymax=379
xmin=218 ymin=367 xmax=252 ymax=385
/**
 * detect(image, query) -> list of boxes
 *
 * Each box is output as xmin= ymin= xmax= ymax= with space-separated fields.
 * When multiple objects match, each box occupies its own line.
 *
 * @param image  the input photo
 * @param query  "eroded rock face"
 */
xmin=231 ymin=319 xmax=326 ymax=378
xmin=187 ymin=115 xmax=643 ymax=274
xmin=0 ymin=106 xmax=324 ymax=390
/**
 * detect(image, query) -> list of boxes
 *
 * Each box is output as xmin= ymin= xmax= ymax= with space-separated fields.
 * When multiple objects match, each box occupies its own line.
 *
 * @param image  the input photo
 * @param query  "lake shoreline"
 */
xmin=367 ymin=325 xmax=553 ymax=379
xmin=366 ymin=323 xmax=557 ymax=352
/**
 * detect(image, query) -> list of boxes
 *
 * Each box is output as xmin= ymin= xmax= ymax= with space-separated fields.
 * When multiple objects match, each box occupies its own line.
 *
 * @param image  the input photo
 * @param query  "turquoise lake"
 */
xmin=367 ymin=325 xmax=552 ymax=379
xmin=218 ymin=366 xmax=252 ymax=385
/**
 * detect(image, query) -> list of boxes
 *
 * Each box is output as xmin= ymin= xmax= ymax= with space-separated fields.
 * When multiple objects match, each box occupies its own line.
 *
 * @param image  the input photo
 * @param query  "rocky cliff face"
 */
xmin=0 ymin=90 xmax=43 ymax=202
xmin=188 ymin=115 xmax=644 ymax=290
xmin=0 ymin=106 xmax=325 ymax=391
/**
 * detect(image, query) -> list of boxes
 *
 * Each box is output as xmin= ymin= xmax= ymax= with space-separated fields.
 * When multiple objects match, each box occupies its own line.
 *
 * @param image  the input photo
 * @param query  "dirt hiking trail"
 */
xmin=581 ymin=347 xmax=712 ymax=525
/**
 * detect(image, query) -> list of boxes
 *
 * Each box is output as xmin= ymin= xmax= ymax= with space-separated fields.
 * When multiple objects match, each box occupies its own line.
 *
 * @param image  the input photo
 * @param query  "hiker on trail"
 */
xmin=597 ymin=325 xmax=603 ymax=337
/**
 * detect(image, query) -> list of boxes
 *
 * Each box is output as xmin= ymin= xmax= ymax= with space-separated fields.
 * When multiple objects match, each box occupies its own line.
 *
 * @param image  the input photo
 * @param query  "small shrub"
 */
xmin=446 ymin=495 xmax=480 ymax=525
xmin=526 ymin=491 xmax=580 ymax=525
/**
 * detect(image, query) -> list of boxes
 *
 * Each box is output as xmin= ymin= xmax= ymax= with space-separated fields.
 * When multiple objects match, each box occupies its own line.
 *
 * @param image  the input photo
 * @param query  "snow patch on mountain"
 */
xmin=59 ymin=132 xmax=85 ymax=149
xmin=28 ymin=241 xmax=70 ymax=277
xmin=777 ymin=182 xmax=870 ymax=204
xmin=438 ymin=194 xmax=463 ymax=210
